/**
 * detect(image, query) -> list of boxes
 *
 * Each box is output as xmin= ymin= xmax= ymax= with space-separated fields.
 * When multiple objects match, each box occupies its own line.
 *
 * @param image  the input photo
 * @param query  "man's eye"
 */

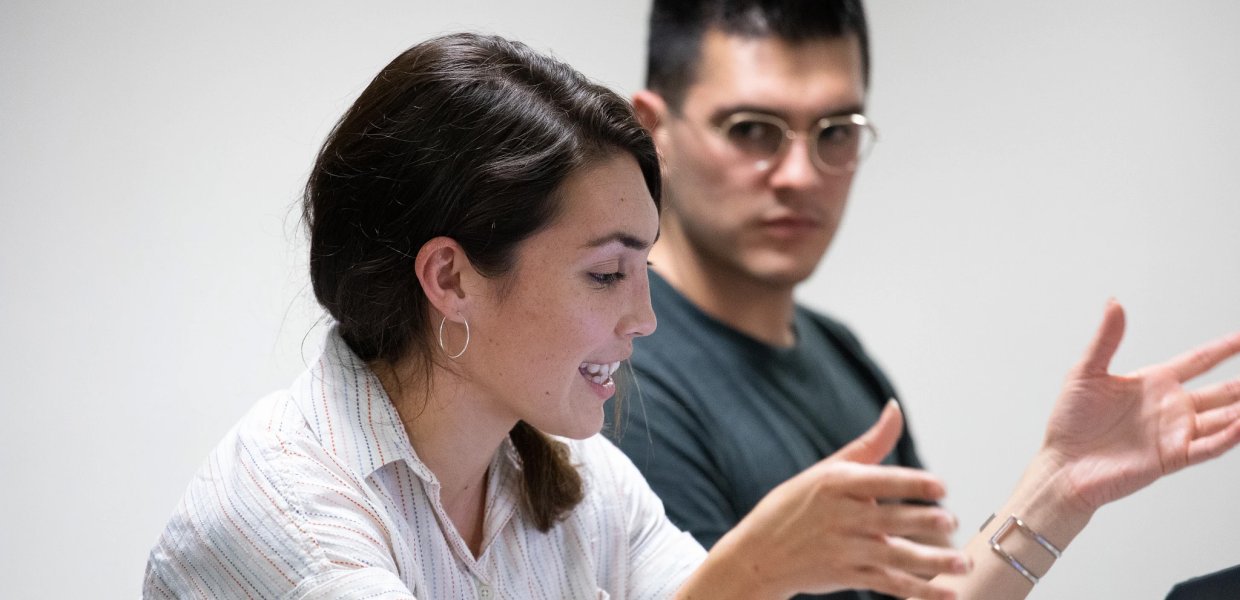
xmin=820 ymin=124 xmax=857 ymax=145
xmin=589 ymin=272 xmax=626 ymax=286
xmin=733 ymin=122 xmax=765 ymax=140
xmin=727 ymin=120 xmax=783 ymax=155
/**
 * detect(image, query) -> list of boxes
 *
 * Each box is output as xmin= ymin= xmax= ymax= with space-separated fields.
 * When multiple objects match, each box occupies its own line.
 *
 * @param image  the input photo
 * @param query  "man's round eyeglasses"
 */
xmin=713 ymin=112 xmax=877 ymax=175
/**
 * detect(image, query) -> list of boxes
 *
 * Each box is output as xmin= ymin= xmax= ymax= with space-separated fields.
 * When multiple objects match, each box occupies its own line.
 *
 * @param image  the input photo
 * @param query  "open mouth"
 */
xmin=579 ymin=360 xmax=621 ymax=386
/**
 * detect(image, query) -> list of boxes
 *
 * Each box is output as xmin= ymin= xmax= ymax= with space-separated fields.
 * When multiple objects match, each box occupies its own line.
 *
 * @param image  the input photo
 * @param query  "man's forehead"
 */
xmin=686 ymin=29 xmax=866 ymax=119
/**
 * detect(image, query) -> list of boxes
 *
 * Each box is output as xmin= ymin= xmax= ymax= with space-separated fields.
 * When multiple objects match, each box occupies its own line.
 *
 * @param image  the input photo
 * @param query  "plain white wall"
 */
xmin=2 ymin=1 xmax=1237 ymax=597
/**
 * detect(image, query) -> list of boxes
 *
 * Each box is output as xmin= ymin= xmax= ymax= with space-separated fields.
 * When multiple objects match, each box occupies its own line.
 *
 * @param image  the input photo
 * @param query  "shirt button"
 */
xmin=479 ymin=584 xmax=492 ymax=599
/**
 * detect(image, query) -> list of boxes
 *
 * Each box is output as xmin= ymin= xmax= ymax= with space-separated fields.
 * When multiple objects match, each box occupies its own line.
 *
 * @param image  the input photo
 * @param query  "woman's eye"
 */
xmin=589 ymin=271 xmax=626 ymax=286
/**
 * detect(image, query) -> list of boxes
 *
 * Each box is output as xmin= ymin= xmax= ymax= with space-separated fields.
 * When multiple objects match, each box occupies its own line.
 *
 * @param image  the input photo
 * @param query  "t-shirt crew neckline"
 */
xmin=648 ymin=269 xmax=812 ymax=360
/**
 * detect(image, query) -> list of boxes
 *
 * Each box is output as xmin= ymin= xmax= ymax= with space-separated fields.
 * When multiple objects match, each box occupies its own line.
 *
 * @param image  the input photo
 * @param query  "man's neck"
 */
xmin=649 ymin=240 xmax=799 ymax=348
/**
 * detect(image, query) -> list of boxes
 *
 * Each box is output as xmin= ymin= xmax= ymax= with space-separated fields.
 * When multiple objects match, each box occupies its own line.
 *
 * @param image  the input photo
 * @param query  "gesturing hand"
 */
xmin=703 ymin=400 xmax=969 ymax=600
xmin=1043 ymin=300 xmax=1240 ymax=513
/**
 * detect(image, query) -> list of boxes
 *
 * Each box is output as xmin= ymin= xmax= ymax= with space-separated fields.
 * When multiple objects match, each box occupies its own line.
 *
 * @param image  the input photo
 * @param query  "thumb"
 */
xmin=829 ymin=399 xmax=904 ymax=465
xmin=1078 ymin=298 xmax=1127 ymax=376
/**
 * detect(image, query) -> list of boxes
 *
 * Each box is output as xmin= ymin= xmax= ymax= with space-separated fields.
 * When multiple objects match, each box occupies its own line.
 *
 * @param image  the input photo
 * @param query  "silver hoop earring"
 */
xmin=438 ymin=315 xmax=470 ymax=359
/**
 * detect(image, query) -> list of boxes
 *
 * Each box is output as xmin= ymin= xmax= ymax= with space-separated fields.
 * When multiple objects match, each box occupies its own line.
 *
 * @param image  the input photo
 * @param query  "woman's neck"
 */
xmin=375 ymin=360 xmax=515 ymax=556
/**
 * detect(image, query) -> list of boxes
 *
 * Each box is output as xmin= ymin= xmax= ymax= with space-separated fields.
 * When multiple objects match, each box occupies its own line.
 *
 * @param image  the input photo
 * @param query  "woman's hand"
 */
xmin=680 ymin=401 xmax=969 ymax=600
xmin=914 ymin=303 xmax=1240 ymax=600
xmin=1043 ymin=300 xmax=1240 ymax=514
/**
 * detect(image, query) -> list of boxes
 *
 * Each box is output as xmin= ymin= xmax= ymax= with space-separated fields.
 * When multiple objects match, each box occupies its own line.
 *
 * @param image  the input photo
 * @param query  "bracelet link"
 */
xmin=986 ymin=514 xmax=1063 ymax=585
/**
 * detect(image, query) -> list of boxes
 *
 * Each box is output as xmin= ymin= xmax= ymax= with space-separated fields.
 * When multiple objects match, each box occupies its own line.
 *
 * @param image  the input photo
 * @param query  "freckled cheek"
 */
xmin=508 ymin=303 xmax=585 ymax=364
xmin=507 ymin=294 xmax=617 ymax=364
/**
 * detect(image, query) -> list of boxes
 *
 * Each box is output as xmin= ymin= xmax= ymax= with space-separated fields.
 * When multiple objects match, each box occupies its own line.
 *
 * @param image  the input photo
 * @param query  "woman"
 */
xmin=145 ymin=32 xmax=1240 ymax=599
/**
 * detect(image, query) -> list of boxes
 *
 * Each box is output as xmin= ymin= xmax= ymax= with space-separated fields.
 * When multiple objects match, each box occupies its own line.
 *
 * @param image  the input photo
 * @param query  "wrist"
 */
xmin=940 ymin=452 xmax=1101 ymax=597
xmin=1001 ymin=450 xmax=1095 ymax=552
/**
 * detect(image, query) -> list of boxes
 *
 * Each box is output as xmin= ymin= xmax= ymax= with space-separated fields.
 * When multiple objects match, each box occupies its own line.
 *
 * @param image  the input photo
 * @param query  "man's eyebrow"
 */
xmin=708 ymin=102 xmax=867 ymax=123
xmin=581 ymin=231 xmax=655 ymax=250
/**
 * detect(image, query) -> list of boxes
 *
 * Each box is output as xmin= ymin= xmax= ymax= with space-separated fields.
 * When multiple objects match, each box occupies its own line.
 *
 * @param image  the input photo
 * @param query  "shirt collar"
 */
xmin=290 ymin=326 xmax=526 ymax=519
xmin=290 ymin=326 xmax=428 ymax=481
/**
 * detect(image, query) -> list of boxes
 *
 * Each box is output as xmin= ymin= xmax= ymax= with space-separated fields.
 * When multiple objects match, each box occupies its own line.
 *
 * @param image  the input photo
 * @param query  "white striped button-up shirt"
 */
xmin=144 ymin=329 xmax=706 ymax=599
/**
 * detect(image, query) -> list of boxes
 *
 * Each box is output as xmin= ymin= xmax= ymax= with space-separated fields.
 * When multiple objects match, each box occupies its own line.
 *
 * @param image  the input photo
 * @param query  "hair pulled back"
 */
xmin=303 ymin=32 xmax=660 ymax=530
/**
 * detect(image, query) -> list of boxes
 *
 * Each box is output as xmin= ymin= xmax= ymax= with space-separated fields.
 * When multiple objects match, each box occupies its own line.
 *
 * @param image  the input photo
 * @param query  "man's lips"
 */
xmin=761 ymin=215 xmax=823 ymax=233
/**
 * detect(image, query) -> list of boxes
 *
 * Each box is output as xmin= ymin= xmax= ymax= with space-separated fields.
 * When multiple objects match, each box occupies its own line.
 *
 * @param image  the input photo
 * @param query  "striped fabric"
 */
xmin=144 ymin=328 xmax=706 ymax=599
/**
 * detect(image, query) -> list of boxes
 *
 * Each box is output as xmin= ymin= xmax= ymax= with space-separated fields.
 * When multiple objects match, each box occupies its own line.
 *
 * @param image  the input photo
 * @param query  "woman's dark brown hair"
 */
xmin=302 ymin=33 xmax=661 ymax=531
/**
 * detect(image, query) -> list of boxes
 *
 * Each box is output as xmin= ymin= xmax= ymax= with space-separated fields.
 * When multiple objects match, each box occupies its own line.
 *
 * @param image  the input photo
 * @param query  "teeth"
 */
xmin=580 ymin=360 xmax=623 ymax=385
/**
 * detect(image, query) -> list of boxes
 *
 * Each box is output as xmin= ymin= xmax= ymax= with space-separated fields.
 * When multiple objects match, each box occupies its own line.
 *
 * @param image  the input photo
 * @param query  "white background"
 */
xmin=3 ymin=1 xmax=1238 ymax=597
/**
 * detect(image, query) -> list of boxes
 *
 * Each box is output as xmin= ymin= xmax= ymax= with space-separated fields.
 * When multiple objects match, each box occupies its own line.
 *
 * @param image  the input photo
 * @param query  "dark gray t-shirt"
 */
xmin=605 ymin=272 xmax=924 ymax=600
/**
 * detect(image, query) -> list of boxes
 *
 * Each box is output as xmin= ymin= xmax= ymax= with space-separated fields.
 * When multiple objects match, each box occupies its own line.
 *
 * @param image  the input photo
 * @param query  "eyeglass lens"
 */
xmin=722 ymin=116 xmax=869 ymax=171
xmin=816 ymin=122 xmax=864 ymax=170
xmin=723 ymin=119 xmax=786 ymax=159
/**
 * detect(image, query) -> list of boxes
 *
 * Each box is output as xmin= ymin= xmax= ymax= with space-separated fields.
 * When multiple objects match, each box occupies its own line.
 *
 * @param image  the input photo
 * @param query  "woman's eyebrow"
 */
xmin=581 ymin=231 xmax=654 ymax=250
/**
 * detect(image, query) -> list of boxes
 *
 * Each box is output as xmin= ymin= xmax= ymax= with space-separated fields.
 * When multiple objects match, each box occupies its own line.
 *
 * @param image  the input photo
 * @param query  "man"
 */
xmin=1166 ymin=565 xmax=1240 ymax=599
xmin=606 ymin=2 xmax=933 ymax=598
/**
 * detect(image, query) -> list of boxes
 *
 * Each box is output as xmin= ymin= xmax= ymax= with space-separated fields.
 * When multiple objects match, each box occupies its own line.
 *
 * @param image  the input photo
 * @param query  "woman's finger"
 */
xmin=856 ymin=565 xmax=958 ymax=600
xmin=1076 ymin=299 xmax=1126 ymax=377
xmin=1190 ymin=378 xmax=1240 ymax=413
xmin=829 ymin=399 xmax=904 ymax=465
xmin=854 ymin=539 xmax=968 ymax=600
xmin=1167 ymin=331 xmax=1240 ymax=382
xmin=873 ymin=503 xmax=958 ymax=540
xmin=1194 ymin=402 xmax=1240 ymax=439
xmin=827 ymin=462 xmax=947 ymax=503
xmin=1187 ymin=418 xmax=1240 ymax=466
xmin=856 ymin=533 xmax=969 ymax=582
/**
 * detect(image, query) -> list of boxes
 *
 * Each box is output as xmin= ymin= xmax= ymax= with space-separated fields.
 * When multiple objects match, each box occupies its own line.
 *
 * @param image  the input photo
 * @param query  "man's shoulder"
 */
xmin=795 ymin=302 xmax=858 ymax=337
xmin=794 ymin=302 xmax=873 ymax=357
xmin=1166 ymin=564 xmax=1240 ymax=599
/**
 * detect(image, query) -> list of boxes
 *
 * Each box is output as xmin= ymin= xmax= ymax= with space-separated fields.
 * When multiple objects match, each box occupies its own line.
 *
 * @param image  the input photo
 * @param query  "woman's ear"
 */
xmin=415 ymin=236 xmax=471 ymax=322
xmin=631 ymin=89 xmax=667 ymax=134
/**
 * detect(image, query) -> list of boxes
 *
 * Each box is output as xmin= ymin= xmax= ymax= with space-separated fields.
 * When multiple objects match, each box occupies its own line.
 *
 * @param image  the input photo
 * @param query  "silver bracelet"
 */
xmin=983 ymin=514 xmax=1063 ymax=585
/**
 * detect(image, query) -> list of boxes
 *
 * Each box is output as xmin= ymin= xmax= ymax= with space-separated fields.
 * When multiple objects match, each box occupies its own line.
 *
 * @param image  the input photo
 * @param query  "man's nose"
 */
xmin=767 ymin=134 xmax=821 ymax=190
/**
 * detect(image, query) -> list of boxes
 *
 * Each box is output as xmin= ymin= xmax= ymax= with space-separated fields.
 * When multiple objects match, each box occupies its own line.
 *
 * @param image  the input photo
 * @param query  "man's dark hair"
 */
xmin=647 ymin=0 xmax=870 ymax=110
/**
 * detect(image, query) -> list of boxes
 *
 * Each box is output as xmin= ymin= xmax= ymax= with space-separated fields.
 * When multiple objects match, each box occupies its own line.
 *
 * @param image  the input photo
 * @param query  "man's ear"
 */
xmin=415 ymin=236 xmax=471 ymax=322
xmin=632 ymin=89 xmax=668 ymax=134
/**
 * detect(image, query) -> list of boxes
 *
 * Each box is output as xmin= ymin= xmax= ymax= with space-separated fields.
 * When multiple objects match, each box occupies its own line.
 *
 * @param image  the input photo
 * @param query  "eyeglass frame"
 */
xmin=710 ymin=111 xmax=878 ymax=176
